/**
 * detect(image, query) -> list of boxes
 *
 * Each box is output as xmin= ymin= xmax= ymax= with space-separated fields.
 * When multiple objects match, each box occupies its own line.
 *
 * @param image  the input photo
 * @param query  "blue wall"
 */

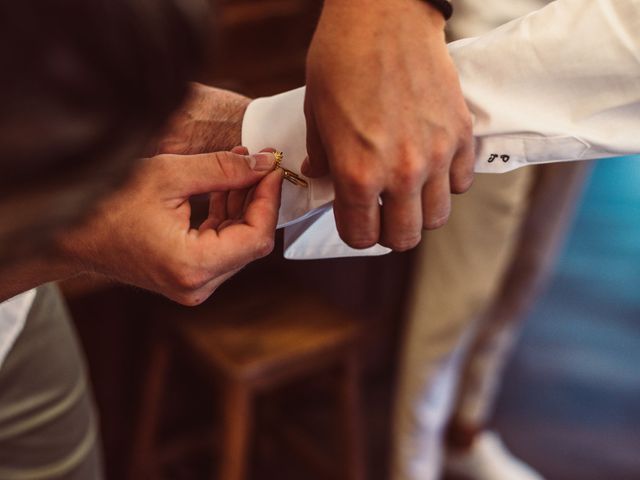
xmin=495 ymin=156 xmax=640 ymax=480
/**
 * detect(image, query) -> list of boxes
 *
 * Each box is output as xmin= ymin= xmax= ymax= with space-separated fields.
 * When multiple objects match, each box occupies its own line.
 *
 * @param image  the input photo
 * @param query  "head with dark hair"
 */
xmin=0 ymin=0 xmax=209 ymax=262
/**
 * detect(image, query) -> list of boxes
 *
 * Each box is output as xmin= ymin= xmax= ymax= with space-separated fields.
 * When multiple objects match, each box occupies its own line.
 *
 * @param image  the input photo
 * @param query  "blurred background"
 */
xmin=55 ymin=1 xmax=640 ymax=479
xmin=493 ymin=156 xmax=640 ymax=480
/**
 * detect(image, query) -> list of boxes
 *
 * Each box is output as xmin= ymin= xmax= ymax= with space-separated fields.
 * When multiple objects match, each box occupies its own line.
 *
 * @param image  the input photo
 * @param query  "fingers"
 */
xmin=227 ymin=188 xmax=251 ymax=219
xmin=200 ymin=191 xmax=228 ymax=231
xmin=176 ymin=170 xmax=281 ymax=306
xmin=231 ymin=145 xmax=250 ymax=155
xmin=199 ymin=147 xmax=271 ymax=231
xmin=302 ymin=95 xmax=330 ymax=178
xmin=449 ymin=138 xmax=476 ymax=194
xmin=421 ymin=174 xmax=452 ymax=230
xmin=201 ymin=169 xmax=283 ymax=272
xmin=333 ymin=185 xmax=381 ymax=249
xmin=161 ymin=150 xmax=276 ymax=197
xmin=379 ymin=191 xmax=422 ymax=251
xmin=333 ymin=155 xmax=457 ymax=249
xmin=237 ymin=169 xmax=283 ymax=236
xmin=137 ymin=147 xmax=282 ymax=308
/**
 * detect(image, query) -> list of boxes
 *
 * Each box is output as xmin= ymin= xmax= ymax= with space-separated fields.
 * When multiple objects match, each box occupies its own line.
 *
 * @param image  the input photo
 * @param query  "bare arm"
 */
xmin=0 ymin=256 xmax=79 ymax=303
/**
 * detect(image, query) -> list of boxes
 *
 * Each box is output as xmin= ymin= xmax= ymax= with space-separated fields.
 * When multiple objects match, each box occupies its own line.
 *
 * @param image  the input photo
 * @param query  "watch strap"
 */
xmin=421 ymin=0 xmax=453 ymax=20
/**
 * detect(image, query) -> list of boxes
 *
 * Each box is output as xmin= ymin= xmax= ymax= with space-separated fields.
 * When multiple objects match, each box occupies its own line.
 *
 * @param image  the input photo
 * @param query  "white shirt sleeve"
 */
xmin=0 ymin=289 xmax=36 ymax=369
xmin=460 ymin=0 xmax=640 ymax=173
xmin=448 ymin=0 xmax=551 ymax=39
xmin=242 ymin=0 xmax=640 ymax=260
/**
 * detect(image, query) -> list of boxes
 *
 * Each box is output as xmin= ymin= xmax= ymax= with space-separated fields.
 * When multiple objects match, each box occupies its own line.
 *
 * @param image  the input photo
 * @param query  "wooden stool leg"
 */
xmin=218 ymin=381 xmax=253 ymax=480
xmin=338 ymin=352 xmax=366 ymax=480
xmin=129 ymin=336 xmax=171 ymax=480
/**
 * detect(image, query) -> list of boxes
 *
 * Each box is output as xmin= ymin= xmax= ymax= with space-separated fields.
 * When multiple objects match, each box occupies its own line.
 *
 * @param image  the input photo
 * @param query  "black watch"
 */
xmin=421 ymin=0 xmax=453 ymax=20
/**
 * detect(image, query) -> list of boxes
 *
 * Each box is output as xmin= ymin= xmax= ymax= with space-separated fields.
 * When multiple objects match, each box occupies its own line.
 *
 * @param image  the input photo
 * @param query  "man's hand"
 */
xmin=304 ymin=0 xmax=474 ymax=251
xmin=58 ymin=148 xmax=282 ymax=306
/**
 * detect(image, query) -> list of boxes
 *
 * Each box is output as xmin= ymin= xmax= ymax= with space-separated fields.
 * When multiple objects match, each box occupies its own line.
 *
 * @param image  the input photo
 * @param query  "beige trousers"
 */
xmin=392 ymin=169 xmax=535 ymax=480
xmin=0 ymin=284 xmax=103 ymax=480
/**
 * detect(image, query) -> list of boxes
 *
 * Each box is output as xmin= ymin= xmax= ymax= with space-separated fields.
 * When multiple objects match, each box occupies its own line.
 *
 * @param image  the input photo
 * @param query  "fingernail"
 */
xmin=301 ymin=157 xmax=310 ymax=175
xmin=249 ymin=152 xmax=275 ymax=172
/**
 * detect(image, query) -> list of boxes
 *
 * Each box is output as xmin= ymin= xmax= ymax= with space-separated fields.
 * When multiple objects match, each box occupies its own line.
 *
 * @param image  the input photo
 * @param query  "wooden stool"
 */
xmin=129 ymin=289 xmax=365 ymax=480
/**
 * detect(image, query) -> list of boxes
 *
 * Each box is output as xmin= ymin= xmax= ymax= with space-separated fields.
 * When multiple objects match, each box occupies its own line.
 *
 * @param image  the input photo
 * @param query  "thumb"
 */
xmin=166 ymin=151 xmax=276 ymax=196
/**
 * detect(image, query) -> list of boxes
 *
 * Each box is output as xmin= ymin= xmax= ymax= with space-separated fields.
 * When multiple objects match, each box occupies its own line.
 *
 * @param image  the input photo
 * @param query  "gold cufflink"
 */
xmin=273 ymin=151 xmax=308 ymax=188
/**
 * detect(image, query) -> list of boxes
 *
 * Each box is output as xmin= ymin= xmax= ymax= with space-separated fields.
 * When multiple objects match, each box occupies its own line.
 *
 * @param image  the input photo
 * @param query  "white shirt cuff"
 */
xmin=242 ymin=87 xmax=390 ymax=260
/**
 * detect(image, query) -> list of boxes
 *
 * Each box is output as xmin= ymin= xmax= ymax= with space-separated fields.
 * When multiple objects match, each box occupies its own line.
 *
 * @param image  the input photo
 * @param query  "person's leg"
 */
xmin=0 ymin=283 xmax=104 ymax=480
xmin=444 ymin=322 xmax=545 ymax=480
xmin=444 ymin=313 xmax=544 ymax=480
xmin=447 ymin=312 xmax=522 ymax=445
xmin=444 ymin=163 xmax=590 ymax=480
xmin=392 ymin=169 xmax=534 ymax=480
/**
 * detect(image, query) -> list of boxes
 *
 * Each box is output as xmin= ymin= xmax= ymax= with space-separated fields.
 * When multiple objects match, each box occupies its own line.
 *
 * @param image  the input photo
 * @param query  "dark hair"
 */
xmin=0 ymin=0 xmax=210 ymax=262
xmin=0 ymin=0 xmax=208 ymax=188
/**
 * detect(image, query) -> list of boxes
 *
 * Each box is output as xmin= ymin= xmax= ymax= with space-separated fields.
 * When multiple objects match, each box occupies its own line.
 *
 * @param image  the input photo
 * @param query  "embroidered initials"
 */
xmin=487 ymin=153 xmax=511 ymax=163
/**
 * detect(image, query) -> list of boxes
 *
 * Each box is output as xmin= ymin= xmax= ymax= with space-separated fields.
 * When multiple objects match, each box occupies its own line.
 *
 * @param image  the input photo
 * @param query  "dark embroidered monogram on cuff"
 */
xmin=487 ymin=154 xmax=511 ymax=163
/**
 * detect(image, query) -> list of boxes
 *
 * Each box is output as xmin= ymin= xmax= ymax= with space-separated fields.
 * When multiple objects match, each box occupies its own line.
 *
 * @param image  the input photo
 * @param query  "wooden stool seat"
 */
xmin=178 ymin=293 xmax=360 ymax=384
xmin=130 ymin=287 xmax=365 ymax=480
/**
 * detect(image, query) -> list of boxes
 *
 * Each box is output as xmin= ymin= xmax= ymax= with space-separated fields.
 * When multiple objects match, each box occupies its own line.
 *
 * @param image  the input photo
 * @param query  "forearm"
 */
xmin=156 ymin=83 xmax=249 ymax=155
xmin=0 ymin=254 xmax=80 ymax=302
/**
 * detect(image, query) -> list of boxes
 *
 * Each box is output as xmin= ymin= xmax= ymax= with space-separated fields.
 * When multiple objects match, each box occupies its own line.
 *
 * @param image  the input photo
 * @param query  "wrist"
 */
xmin=53 ymin=217 xmax=109 ymax=278
xmin=194 ymin=83 xmax=249 ymax=150
xmin=321 ymin=0 xmax=445 ymax=31
xmin=0 ymin=249 xmax=83 ymax=302
xmin=46 ymin=254 xmax=84 ymax=283
xmin=156 ymin=84 xmax=250 ymax=155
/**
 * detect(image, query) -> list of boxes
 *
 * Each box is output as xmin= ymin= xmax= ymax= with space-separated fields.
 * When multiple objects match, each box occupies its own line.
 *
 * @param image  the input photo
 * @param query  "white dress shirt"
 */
xmin=449 ymin=0 xmax=551 ymax=39
xmin=243 ymin=0 xmax=640 ymax=259
xmin=2 ymin=0 xmax=639 ymax=370
xmin=0 ymin=289 xmax=35 ymax=368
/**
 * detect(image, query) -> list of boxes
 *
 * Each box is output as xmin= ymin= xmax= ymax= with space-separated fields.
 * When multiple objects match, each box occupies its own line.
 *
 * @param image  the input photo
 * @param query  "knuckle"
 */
xmin=171 ymin=265 xmax=207 ymax=291
xmin=387 ymin=234 xmax=422 ymax=252
xmin=391 ymin=157 xmax=425 ymax=191
xmin=335 ymin=217 xmax=379 ymax=249
xmin=341 ymin=231 xmax=378 ymax=249
xmin=176 ymin=292 xmax=207 ymax=307
xmin=451 ymin=150 xmax=476 ymax=194
xmin=462 ymin=115 xmax=474 ymax=137
xmin=214 ymin=152 xmax=240 ymax=180
xmin=458 ymin=113 xmax=473 ymax=136
xmin=255 ymin=236 xmax=275 ymax=258
xmin=346 ymin=237 xmax=378 ymax=249
xmin=452 ymin=173 xmax=474 ymax=194
xmin=423 ymin=213 xmax=450 ymax=230
xmin=340 ymin=168 xmax=383 ymax=199
xmin=429 ymin=140 xmax=453 ymax=169
xmin=425 ymin=126 xmax=456 ymax=162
